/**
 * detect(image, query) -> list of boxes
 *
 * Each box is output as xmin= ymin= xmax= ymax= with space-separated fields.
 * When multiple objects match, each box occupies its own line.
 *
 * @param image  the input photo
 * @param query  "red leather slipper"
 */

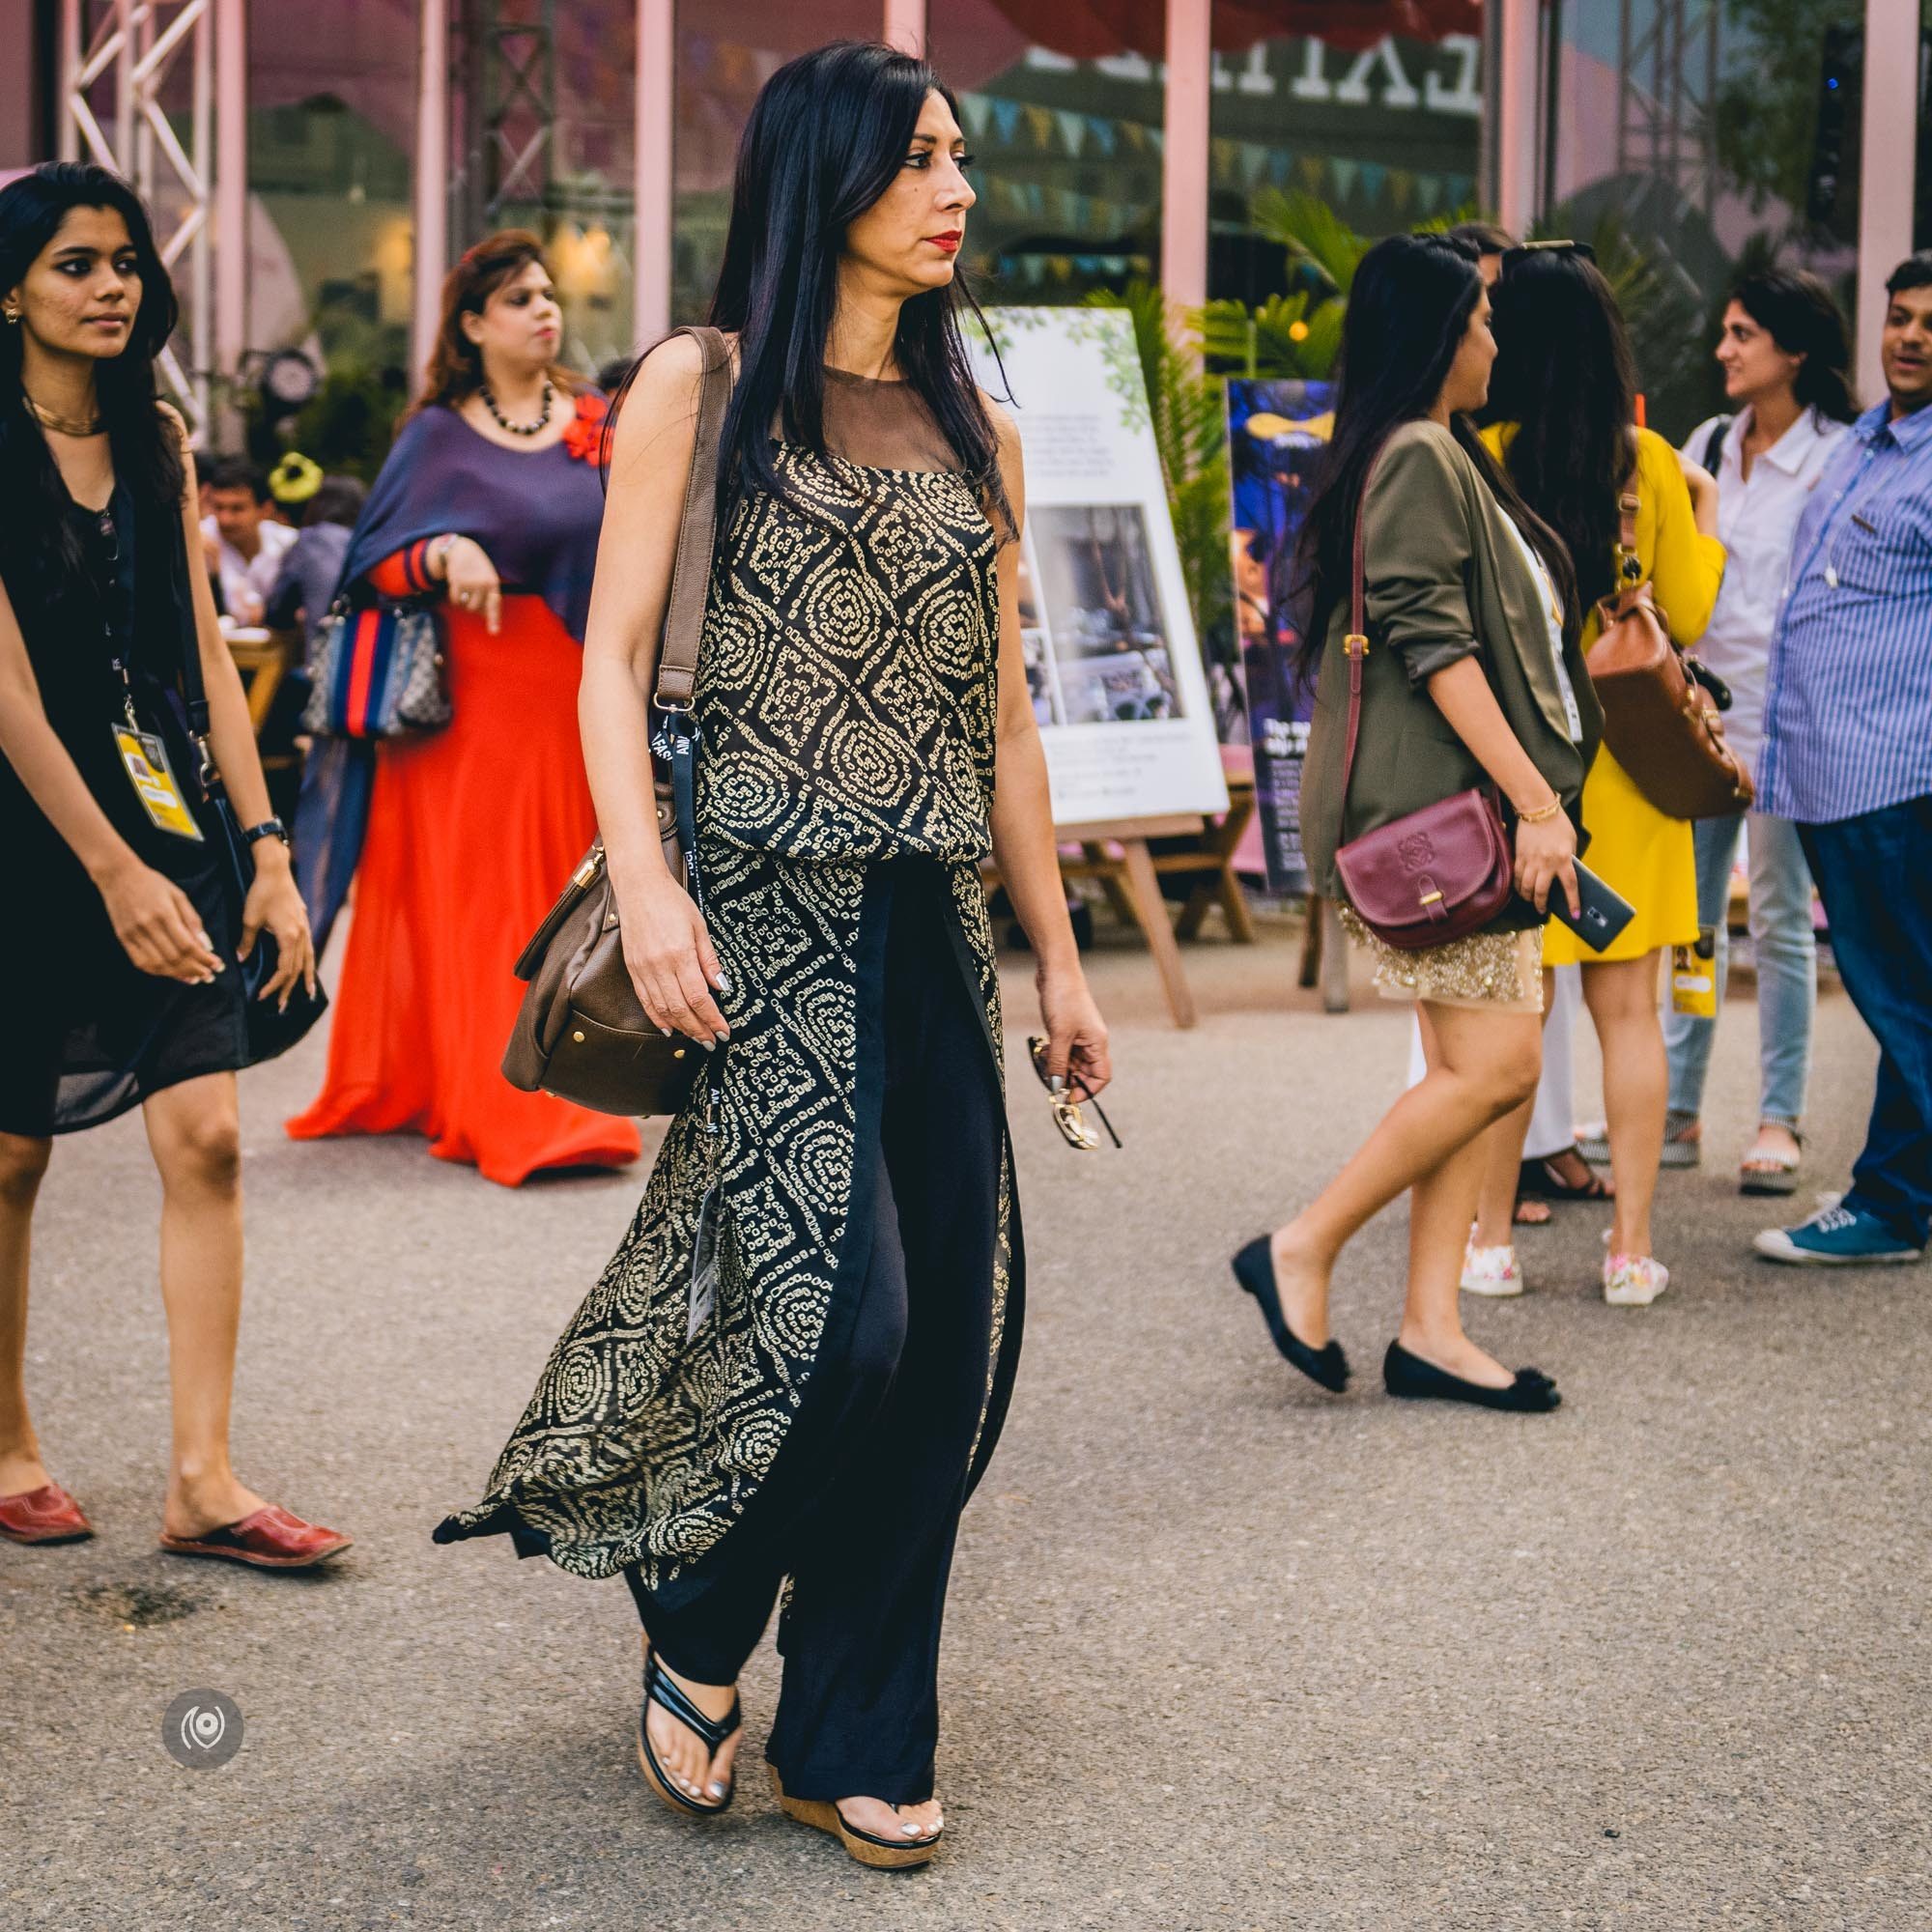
xmin=158 ymin=1503 xmax=352 ymax=1569
xmin=0 ymin=1480 xmax=95 ymax=1545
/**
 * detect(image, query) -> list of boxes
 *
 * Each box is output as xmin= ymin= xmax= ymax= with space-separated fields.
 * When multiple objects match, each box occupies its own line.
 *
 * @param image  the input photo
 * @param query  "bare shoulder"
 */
xmin=979 ymin=388 xmax=1020 ymax=451
xmin=608 ymin=333 xmax=713 ymax=475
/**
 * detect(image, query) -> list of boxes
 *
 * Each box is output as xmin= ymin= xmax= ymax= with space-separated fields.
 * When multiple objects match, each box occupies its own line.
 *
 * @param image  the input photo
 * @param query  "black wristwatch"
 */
xmin=241 ymin=817 xmax=292 ymax=849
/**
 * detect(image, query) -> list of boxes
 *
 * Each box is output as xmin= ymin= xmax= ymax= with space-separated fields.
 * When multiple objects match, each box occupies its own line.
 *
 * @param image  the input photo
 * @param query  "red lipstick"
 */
xmin=926 ymin=231 xmax=962 ymax=254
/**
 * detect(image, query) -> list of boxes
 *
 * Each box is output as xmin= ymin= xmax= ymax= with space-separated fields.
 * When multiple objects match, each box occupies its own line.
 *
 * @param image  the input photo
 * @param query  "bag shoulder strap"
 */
xmin=1701 ymin=413 xmax=1733 ymax=474
xmin=1338 ymin=442 xmax=1382 ymax=806
xmin=650 ymin=324 xmax=733 ymax=710
xmin=1611 ymin=441 xmax=1643 ymax=597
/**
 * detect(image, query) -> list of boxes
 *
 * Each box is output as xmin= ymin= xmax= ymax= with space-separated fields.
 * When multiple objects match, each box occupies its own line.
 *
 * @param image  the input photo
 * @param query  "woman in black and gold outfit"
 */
xmin=433 ymin=43 xmax=1110 ymax=1868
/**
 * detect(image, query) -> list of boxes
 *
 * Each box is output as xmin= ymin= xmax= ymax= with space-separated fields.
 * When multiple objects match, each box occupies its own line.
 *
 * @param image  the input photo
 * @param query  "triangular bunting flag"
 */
xmin=1122 ymin=120 xmax=1147 ymax=153
xmin=1243 ymin=144 xmax=1272 ymax=186
xmin=1020 ymin=254 xmax=1046 ymax=286
xmin=1086 ymin=116 xmax=1118 ymax=157
xmin=1389 ymin=169 xmax=1413 ymax=212
xmin=1269 ymin=151 xmax=1293 ymax=185
xmin=959 ymin=92 xmax=991 ymax=139
xmin=1417 ymin=175 xmax=1441 ymax=213
xmin=1359 ymin=161 xmax=1386 ymax=205
xmin=1212 ymin=138 xmax=1238 ymax=182
xmin=1056 ymin=109 xmax=1085 ymax=156
xmin=990 ymin=98 xmax=1022 ymax=144
xmin=1023 ymin=105 xmax=1054 ymax=148
xmin=1295 ymin=154 xmax=1325 ymax=192
xmin=1329 ymin=156 xmax=1358 ymax=201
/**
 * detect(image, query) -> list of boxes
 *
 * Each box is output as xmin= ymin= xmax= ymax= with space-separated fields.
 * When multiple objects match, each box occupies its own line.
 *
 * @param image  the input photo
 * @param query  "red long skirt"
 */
xmin=286 ymin=596 xmax=640 ymax=1185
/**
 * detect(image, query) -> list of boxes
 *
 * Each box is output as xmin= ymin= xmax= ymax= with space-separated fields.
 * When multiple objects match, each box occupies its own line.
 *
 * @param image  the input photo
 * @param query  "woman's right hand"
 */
xmin=615 ymin=867 xmax=732 ymax=1046
xmin=98 ymin=857 xmax=225 ymax=982
xmin=434 ymin=534 xmax=503 ymax=634
xmin=1514 ymin=806 xmax=1580 ymax=919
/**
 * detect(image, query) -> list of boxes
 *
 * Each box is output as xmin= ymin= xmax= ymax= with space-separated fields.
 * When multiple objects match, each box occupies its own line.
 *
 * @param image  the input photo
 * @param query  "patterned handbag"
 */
xmin=301 ymin=596 xmax=451 ymax=739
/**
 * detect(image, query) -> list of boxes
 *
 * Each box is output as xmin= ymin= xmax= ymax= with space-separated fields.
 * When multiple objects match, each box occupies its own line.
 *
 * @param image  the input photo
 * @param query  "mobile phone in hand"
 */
xmin=1546 ymin=860 xmax=1635 ymax=952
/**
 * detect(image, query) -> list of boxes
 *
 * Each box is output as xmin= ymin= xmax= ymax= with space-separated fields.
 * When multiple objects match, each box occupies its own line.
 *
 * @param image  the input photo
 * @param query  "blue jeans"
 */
xmin=1663 ymin=812 xmax=1816 ymax=1128
xmin=1798 ymin=795 xmax=1932 ymax=1247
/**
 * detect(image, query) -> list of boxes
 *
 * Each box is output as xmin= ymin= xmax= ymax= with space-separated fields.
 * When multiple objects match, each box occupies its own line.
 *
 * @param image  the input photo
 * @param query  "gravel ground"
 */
xmin=6 ymin=909 xmax=1928 ymax=1931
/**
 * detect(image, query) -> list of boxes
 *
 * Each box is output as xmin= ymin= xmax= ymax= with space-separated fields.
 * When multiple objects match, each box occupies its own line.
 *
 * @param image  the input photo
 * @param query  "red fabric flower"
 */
xmin=561 ymin=391 xmax=610 ymax=465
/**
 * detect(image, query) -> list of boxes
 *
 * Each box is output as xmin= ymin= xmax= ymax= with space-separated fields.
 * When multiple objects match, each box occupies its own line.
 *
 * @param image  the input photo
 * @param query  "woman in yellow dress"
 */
xmin=1475 ymin=244 xmax=1723 ymax=1306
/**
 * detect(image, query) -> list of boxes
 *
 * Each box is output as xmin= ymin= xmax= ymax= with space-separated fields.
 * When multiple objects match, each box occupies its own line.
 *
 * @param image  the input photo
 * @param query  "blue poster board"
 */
xmin=1226 ymin=379 xmax=1337 ymax=895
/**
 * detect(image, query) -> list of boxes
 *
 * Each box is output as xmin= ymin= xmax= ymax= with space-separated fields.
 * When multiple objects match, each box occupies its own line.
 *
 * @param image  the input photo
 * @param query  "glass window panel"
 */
xmin=672 ymin=0 xmax=881 ymax=323
xmin=248 ymin=0 xmax=417 ymax=467
xmin=925 ymin=0 xmax=1165 ymax=305
xmin=451 ymin=0 xmax=640 ymax=384
xmin=1207 ymin=5 xmax=1485 ymax=310
xmin=1547 ymin=0 xmax=1861 ymax=440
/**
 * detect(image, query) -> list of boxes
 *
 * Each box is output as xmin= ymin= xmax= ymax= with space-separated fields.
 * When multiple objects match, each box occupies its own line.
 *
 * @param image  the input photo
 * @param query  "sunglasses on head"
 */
xmin=1027 ymin=1035 xmax=1120 ymax=1152
xmin=1499 ymin=239 xmax=1596 ymax=271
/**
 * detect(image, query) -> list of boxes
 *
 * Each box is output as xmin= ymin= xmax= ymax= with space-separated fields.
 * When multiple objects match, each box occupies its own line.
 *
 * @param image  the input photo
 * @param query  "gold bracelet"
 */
xmin=1517 ymin=796 xmax=1566 ymax=825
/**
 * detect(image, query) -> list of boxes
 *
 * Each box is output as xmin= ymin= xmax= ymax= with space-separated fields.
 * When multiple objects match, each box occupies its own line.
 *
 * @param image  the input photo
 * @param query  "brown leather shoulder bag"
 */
xmin=500 ymin=325 xmax=732 ymax=1117
xmin=1585 ymin=487 xmax=1753 ymax=820
xmin=1329 ymin=447 xmax=1516 ymax=951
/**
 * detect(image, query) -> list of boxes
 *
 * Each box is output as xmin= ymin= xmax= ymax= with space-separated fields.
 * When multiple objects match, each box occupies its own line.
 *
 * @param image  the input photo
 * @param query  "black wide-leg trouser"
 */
xmin=624 ymin=858 xmax=1002 ymax=1806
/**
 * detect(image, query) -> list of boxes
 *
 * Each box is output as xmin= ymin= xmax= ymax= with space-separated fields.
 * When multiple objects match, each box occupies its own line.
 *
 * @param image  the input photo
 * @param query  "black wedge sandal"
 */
xmin=638 ymin=1648 xmax=742 ymax=1818
xmin=1232 ymin=1236 xmax=1350 ymax=1392
xmin=769 ymin=1766 xmax=942 ymax=1870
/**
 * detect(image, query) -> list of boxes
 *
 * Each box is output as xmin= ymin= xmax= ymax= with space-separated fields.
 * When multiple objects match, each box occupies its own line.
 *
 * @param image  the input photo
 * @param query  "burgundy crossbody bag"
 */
xmin=1330 ymin=452 xmax=1517 ymax=951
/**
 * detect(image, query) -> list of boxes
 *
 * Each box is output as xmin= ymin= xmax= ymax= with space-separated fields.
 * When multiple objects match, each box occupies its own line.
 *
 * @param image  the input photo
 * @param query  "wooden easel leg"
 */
xmin=1297 ymin=894 xmax=1322 ymax=988
xmin=1118 ymin=838 xmax=1197 ymax=1029
xmin=1087 ymin=843 xmax=1140 ymax=929
xmin=1320 ymin=896 xmax=1350 ymax=1013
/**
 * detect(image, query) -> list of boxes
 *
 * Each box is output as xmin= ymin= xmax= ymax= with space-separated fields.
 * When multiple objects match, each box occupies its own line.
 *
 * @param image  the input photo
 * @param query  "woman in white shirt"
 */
xmin=1664 ymin=270 xmax=1856 ymax=1193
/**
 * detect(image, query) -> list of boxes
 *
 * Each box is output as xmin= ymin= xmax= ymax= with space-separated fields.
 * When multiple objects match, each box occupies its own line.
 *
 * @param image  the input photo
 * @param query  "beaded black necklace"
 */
xmin=479 ymin=380 xmax=554 ymax=437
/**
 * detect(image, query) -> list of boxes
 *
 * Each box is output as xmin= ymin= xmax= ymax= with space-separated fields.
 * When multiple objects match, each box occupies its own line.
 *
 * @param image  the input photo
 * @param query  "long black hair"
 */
xmin=1293 ymin=234 xmax=1568 ymax=683
xmin=624 ymin=40 xmax=1009 ymax=534
xmin=0 ymin=161 xmax=185 ymax=594
xmin=1730 ymin=268 xmax=1857 ymax=423
xmin=1484 ymin=249 xmax=1637 ymax=613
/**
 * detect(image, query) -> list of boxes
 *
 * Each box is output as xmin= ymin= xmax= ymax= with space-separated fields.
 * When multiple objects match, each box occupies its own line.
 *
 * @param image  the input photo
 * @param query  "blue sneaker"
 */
xmin=1753 ymin=1204 xmax=1924 ymax=1267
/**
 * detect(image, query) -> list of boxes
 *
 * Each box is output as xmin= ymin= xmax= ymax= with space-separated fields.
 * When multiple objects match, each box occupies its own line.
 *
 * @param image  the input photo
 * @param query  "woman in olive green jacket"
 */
xmin=1232 ymin=235 xmax=1602 ymax=1413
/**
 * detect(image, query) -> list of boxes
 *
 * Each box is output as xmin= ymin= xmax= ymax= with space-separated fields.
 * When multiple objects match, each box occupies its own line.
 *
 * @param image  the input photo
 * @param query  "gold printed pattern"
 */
xmin=434 ymin=442 xmax=1021 ymax=1589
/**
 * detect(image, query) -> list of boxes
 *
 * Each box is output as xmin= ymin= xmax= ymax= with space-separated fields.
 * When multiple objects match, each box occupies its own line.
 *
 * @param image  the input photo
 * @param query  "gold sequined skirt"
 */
xmin=1337 ymin=906 xmax=1545 ymax=1014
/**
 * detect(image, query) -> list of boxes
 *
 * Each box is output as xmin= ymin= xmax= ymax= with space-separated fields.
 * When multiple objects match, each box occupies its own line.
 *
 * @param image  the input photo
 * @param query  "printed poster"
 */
xmin=1226 ymin=378 xmax=1337 ymax=894
xmin=966 ymin=308 xmax=1229 ymax=829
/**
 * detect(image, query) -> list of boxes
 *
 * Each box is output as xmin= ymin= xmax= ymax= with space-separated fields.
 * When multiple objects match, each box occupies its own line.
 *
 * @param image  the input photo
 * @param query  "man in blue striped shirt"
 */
xmin=1754 ymin=255 xmax=1932 ymax=1267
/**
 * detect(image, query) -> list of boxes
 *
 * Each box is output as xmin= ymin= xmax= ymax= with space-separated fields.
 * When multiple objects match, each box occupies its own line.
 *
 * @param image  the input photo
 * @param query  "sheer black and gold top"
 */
xmin=693 ymin=366 xmax=1005 ymax=864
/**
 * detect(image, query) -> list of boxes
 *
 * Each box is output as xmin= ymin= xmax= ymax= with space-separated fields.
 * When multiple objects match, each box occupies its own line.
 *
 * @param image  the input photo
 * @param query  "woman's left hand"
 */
xmin=1035 ymin=961 xmax=1111 ymax=1101
xmin=239 ymin=853 xmax=319 ymax=1010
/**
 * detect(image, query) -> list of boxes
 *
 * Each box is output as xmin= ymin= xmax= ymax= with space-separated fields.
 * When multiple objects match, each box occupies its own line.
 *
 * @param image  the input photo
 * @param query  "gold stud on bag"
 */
xmin=500 ymin=327 xmax=734 ymax=1118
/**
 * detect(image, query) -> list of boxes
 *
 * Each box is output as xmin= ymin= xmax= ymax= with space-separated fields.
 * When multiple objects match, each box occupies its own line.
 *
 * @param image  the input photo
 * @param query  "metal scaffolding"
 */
xmin=1615 ymin=0 xmax=1721 ymax=217
xmin=57 ymin=0 xmax=214 ymax=431
xmin=450 ymin=0 xmax=559 ymax=247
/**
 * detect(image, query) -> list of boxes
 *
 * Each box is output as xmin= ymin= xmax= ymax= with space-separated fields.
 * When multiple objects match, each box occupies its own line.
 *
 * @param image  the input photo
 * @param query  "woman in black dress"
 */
xmin=0 ymin=163 xmax=344 ymax=1568
xmin=434 ymin=43 xmax=1111 ymax=1866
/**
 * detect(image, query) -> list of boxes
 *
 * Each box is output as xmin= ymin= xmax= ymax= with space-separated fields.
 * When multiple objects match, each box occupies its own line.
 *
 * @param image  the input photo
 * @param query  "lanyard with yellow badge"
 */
xmin=93 ymin=501 xmax=204 ymax=843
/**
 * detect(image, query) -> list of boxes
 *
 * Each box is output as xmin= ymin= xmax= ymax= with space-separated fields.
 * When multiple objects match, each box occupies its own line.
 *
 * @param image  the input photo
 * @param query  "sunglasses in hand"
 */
xmin=1027 ymin=1036 xmax=1120 ymax=1151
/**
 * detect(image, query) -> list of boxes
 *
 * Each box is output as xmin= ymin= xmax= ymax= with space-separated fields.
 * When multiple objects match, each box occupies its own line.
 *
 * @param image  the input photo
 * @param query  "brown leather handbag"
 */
xmin=500 ymin=326 xmax=732 ymax=1118
xmin=1330 ymin=449 xmax=1517 ymax=951
xmin=1586 ymin=488 xmax=1754 ymax=820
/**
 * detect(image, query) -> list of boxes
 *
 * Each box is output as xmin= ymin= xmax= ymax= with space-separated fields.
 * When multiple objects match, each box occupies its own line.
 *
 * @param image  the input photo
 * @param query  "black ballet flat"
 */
xmin=638 ymin=1648 xmax=742 ymax=1817
xmin=1381 ymin=1340 xmax=1560 ymax=1412
xmin=1232 ymin=1236 xmax=1350 ymax=1392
